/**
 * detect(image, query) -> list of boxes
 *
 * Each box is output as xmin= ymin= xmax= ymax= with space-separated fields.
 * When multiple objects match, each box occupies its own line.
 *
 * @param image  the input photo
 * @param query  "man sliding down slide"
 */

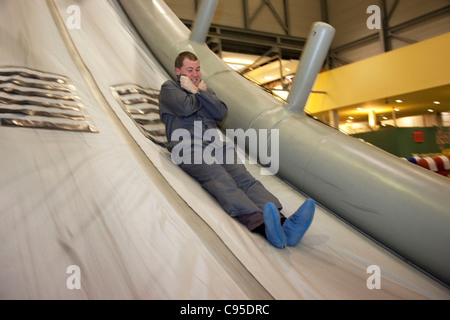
xmin=158 ymin=51 xmax=315 ymax=249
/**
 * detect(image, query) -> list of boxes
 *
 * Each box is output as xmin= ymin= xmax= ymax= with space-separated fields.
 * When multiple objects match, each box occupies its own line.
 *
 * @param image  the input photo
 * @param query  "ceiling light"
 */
xmin=394 ymin=108 xmax=400 ymax=112
xmin=273 ymin=90 xmax=289 ymax=100
xmin=368 ymin=110 xmax=377 ymax=128
xmin=223 ymin=57 xmax=253 ymax=65
xmin=428 ymin=109 xmax=434 ymax=113
xmin=348 ymin=117 xmax=354 ymax=120
xmin=396 ymin=100 xmax=403 ymax=103
xmin=227 ymin=64 xmax=246 ymax=71
xmin=433 ymin=101 xmax=440 ymax=105
xmin=357 ymin=107 xmax=363 ymax=111
xmin=382 ymin=116 xmax=388 ymax=120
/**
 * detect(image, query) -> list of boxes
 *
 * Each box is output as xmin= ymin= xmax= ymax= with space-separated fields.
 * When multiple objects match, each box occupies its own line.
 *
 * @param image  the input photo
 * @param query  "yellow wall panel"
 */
xmin=306 ymin=32 xmax=450 ymax=113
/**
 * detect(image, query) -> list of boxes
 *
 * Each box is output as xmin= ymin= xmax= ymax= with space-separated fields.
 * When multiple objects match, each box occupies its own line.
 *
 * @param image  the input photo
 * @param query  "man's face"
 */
xmin=175 ymin=58 xmax=201 ymax=87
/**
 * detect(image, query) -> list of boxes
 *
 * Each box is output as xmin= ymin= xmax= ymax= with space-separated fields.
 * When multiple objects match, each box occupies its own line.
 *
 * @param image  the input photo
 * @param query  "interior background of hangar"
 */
xmin=165 ymin=0 xmax=450 ymax=153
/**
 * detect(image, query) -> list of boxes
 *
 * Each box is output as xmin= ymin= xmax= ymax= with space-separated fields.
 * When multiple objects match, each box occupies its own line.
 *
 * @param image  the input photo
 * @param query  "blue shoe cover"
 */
xmin=283 ymin=198 xmax=315 ymax=247
xmin=263 ymin=202 xmax=287 ymax=249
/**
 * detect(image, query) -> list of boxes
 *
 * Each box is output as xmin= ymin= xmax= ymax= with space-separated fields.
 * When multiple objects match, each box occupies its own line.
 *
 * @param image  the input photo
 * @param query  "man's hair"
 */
xmin=175 ymin=51 xmax=199 ymax=69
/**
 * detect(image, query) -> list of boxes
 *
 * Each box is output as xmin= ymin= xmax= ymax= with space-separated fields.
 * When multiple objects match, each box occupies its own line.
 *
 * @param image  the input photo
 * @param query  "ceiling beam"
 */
xmin=247 ymin=0 xmax=290 ymax=35
xmin=181 ymin=19 xmax=305 ymax=59
xmin=379 ymin=0 xmax=392 ymax=52
xmin=320 ymin=0 xmax=329 ymax=23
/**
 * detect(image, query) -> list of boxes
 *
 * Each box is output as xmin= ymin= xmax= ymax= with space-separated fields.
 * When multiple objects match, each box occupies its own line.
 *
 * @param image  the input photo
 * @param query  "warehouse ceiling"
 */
xmin=166 ymin=0 xmax=450 ymax=127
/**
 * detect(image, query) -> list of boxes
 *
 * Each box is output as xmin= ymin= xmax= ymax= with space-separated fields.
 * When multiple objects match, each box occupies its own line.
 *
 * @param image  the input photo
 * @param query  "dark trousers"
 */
xmin=179 ymin=147 xmax=282 ymax=231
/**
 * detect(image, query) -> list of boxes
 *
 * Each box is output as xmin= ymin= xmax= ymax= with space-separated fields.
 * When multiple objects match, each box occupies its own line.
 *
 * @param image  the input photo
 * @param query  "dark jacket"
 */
xmin=158 ymin=80 xmax=228 ymax=151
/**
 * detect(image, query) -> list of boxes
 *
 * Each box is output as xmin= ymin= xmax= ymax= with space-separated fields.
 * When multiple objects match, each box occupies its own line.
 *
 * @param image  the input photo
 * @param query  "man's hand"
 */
xmin=198 ymin=81 xmax=207 ymax=91
xmin=180 ymin=76 xmax=199 ymax=94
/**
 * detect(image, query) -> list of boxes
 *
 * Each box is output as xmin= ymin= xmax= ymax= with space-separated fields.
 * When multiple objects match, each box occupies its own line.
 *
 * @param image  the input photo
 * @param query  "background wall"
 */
xmin=352 ymin=127 xmax=450 ymax=157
